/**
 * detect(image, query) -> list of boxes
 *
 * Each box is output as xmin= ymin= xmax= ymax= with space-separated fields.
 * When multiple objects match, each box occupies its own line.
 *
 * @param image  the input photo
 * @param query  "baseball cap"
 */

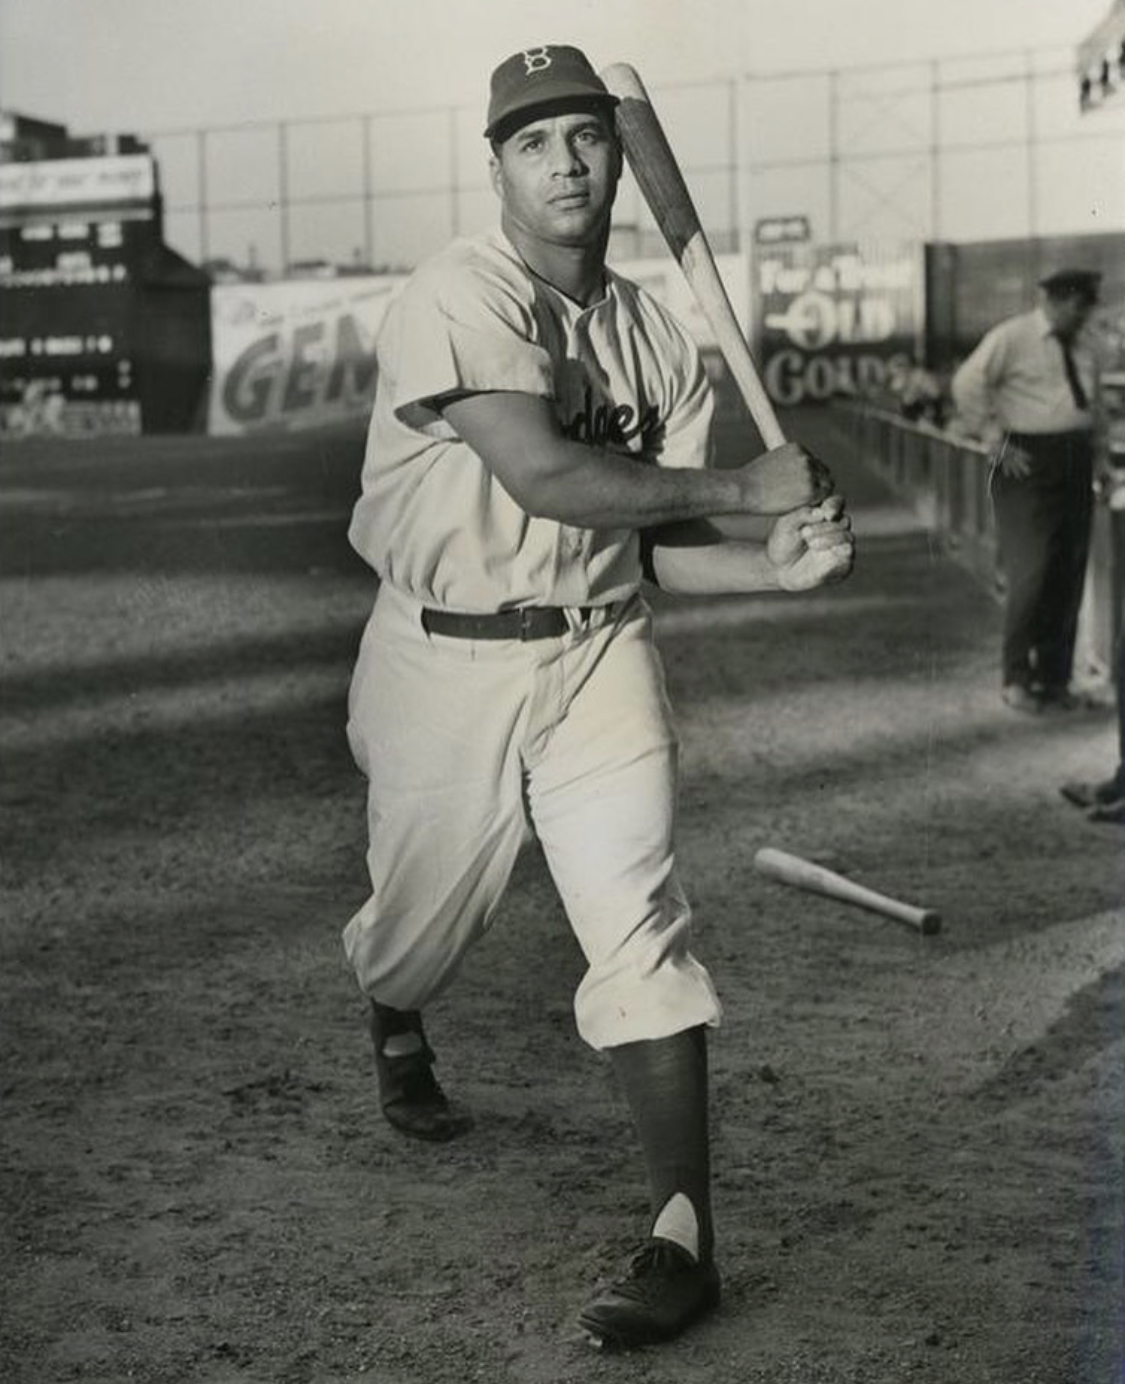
xmin=484 ymin=45 xmax=618 ymax=141
xmin=1038 ymin=268 xmax=1101 ymax=302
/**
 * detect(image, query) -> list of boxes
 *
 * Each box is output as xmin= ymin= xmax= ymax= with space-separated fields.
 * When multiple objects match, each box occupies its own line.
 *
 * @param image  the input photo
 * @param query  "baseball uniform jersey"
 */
xmin=347 ymin=228 xmax=715 ymax=609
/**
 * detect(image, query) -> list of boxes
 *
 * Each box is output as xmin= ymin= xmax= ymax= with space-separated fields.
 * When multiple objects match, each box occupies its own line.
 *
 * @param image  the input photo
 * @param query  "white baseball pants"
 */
xmin=342 ymin=582 xmax=721 ymax=1050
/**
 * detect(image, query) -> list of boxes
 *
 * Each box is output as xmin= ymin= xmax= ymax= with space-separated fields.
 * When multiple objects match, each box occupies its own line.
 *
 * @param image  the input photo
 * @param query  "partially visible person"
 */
xmin=898 ymin=364 xmax=946 ymax=428
xmin=1060 ymin=635 xmax=1125 ymax=823
xmin=951 ymin=268 xmax=1106 ymax=714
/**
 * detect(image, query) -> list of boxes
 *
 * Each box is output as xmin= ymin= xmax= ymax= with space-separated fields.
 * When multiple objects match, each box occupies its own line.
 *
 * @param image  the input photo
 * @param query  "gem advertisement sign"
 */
xmin=207 ymin=275 xmax=405 ymax=435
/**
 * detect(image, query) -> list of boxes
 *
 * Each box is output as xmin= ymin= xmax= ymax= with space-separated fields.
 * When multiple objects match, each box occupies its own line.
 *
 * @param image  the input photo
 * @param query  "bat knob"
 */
xmin=805 ymin=450 xmax=834 ymax=500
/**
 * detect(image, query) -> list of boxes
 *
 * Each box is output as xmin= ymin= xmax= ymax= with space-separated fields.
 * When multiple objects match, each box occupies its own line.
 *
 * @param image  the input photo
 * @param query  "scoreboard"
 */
xmin=0 ymin=142 xmax=210 ymax=436
xmin=0 ymin=154 xmax=158 ymax=434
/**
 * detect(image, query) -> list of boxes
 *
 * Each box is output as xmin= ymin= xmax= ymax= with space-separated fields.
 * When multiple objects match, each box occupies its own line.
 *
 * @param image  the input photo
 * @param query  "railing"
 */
xmin=837 ymin=401 xmax=1122 ymax=683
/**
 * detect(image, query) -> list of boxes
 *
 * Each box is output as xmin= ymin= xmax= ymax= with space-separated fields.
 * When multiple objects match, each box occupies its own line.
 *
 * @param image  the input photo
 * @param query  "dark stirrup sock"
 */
xmin=368 ymin=1000 xmax=473 ymax=1142
xmin=608 ymin=1025 xmax=714 ymax=1263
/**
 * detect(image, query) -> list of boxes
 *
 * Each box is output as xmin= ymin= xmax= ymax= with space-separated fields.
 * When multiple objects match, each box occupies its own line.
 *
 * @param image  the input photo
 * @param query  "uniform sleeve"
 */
xmin=638 ymin=320 xmax=716 ymax=586
xmin=386 ymin=258 xmax=554 ymax=430
xmin=647 ymin=314 xmax=716 ymax=471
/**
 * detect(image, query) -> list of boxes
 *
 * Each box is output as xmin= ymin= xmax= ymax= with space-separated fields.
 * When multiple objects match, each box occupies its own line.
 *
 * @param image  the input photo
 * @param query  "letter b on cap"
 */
xmin=522 ymin=47 xmax=552 ymax=73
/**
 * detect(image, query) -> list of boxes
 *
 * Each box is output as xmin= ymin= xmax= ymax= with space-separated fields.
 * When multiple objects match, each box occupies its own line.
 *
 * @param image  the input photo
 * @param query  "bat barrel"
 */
xmin=599 ymin=62 xmax=787 ymax=448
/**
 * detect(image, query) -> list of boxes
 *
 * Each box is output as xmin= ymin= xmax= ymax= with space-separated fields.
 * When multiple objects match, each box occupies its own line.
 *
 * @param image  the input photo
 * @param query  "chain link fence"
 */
xmin=143 ymin=45 xmax=1125 ymax=277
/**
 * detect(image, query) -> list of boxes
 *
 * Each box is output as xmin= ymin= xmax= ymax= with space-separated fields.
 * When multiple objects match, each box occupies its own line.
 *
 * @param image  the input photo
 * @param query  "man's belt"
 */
xmin=421 ymin=604 xmax=615 ymax=642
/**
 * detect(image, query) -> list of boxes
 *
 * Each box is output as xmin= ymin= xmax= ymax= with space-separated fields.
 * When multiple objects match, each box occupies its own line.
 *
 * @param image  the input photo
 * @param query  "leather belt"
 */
xmin=421 ymin=604 xmax=614 ymax=642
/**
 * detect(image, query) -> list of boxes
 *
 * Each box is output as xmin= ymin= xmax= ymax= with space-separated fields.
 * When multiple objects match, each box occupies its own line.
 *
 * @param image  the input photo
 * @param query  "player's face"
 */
xmin=490 ymin=109 xmax=621 ymax=248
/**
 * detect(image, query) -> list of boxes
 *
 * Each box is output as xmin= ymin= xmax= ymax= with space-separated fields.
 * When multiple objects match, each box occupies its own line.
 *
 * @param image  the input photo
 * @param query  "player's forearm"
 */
xmin=648 ymin=524 xmax=781 ymax=594
xmin=440 ymin=392 xmax=828 ymax=526
xmin=650 ymin=500 xmax=855 ymax=594
xmin=522 ymin=445 xmax=746 ymax=529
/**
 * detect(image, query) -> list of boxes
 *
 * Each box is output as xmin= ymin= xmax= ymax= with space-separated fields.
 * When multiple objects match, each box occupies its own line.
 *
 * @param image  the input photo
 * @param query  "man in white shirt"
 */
xmin=951 ymin=268 xmax=1104 ymax=712
xmin=342 ymin=44 xmax=855 ymax=1350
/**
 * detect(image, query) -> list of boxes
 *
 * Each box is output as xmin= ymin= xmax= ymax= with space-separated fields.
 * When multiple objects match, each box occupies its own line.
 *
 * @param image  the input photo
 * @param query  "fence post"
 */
xmin=278 ymin=121 xmax=290 ymax=272
xmin=196 ymin=129 xmax=209 ymax=264
xmin=727 ymin=77 xmax=738 ymax=252
xmin=449 ymin=106 xmax=460 ymax=239
xmin=362 ymin=114 xmax=374 ymax=267
xmin=1024 ymin=53 xmax=1038 ymax=237
xmin=929 ymin=60 xmax=941 ymax=242
xmin=828 ymin=69 xmax=840 ymax=240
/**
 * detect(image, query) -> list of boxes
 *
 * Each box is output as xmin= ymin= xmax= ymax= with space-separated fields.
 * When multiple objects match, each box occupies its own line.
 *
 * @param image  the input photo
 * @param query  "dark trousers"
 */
xmin=1117 ymin=634 xmax=1125 ymax=775
xmin=990 ymin=430 xmax=1094 ymax=692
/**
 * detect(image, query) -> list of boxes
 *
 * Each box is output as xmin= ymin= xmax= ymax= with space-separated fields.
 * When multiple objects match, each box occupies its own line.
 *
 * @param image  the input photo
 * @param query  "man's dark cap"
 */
xmin=484 ymin=45 xmax=618 ymax=141
xmin=1038 ymin=268 xmax=1101 ymax=302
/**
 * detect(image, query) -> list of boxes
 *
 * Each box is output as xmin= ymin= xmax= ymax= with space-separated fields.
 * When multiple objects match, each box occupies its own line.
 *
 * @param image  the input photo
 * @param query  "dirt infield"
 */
xmin=1 ymin=412 xmax=1122 ymax=1384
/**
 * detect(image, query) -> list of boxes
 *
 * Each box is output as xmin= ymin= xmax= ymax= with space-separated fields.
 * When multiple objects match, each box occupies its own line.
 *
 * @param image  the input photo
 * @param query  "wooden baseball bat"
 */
xmin=599 ymin=62 xmax=786 ymax=449
xmin=754 ymin=847 xmax=942 ymax=935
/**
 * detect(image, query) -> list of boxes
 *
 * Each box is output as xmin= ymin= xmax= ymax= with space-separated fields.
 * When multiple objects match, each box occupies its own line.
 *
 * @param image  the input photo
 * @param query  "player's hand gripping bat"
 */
xmin=599 ymin=62 xmax=786 ymax=450
xmin=754 ymin=847 xmax=942 ymax=935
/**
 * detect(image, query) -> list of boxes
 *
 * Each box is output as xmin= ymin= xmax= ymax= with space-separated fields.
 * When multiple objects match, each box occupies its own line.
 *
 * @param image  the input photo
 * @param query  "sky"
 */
xmin=0 ymin=0 xmax=1115 ymax=132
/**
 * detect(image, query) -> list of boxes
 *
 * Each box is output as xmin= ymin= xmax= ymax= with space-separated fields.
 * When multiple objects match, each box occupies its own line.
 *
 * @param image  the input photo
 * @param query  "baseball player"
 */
xmin=343 ymin=44 xmax=855 ymax=1349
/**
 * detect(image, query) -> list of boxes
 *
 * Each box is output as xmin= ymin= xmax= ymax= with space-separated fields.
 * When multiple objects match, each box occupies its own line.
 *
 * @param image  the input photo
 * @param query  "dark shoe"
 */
xmin=1088 ymin=794 xmax=1125 ymax=824
xmin=1060 ymin=775 xmax=1125 ymax=810
xmin=368 ymin=1001 xmax=473 ymax=1143
xmin=1001 ymin=684 xmax=1042 ymax=715
xmin=1038 ymin=686 xmax=1080 ymax=712
xmin=578 ymin=1239 xmax=721 ymax=1350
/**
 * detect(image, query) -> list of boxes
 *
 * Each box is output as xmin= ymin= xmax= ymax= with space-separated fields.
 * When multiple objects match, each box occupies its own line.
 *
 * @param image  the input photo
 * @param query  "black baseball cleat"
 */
xmin=368 ymin=1001 xmax=473 ymax=1143
xmin=577 ymin=1238 xmax=721 ymax=1350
